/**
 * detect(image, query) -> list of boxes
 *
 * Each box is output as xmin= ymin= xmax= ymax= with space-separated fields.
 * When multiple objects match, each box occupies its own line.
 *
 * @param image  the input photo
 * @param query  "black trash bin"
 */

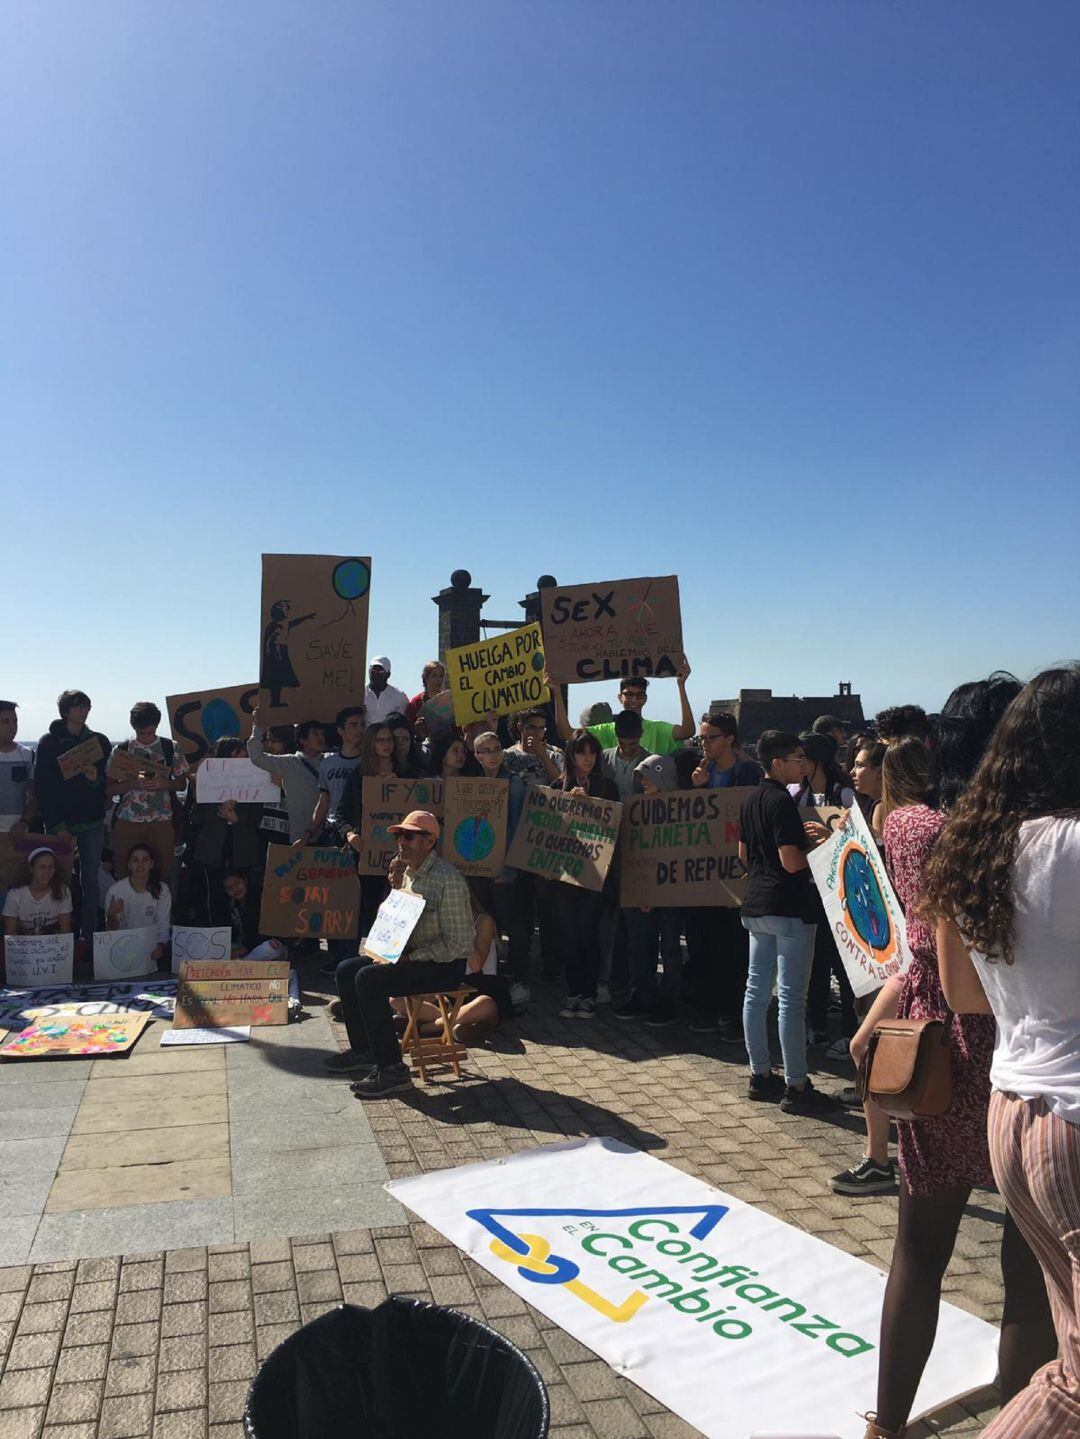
xmin=243 ymin=1295 xmax=550 ymax=1439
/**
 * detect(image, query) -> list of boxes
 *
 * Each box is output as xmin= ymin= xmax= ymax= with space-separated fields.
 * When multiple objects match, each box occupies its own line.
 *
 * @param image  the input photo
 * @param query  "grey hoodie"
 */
xmin=634 ymin=753 xmax=678 ymax=792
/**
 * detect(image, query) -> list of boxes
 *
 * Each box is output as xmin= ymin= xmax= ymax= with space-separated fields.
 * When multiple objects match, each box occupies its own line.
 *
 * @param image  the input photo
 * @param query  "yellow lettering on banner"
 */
xmin=488 ymin=1232 xmax=648 ymax=1323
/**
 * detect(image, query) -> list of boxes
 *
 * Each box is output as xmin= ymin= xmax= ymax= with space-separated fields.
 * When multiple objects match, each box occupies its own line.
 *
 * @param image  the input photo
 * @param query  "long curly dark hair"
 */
xmin=921 ymin=666 xmax=1080 ymax=962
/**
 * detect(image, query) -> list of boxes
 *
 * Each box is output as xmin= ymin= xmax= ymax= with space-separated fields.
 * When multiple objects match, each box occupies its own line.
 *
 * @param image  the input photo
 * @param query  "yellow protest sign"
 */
xmin=445 ymin=622 xmax=549 ymax=724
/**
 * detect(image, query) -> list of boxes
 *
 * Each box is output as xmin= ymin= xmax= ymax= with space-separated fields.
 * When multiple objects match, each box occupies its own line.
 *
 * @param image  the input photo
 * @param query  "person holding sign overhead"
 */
xmin=550 ymin=664 xmax=696 ymax=757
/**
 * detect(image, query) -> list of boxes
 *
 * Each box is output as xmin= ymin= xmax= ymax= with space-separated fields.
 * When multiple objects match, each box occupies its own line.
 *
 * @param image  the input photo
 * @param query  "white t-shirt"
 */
xmin=2 ymin=885 xmax=72 ymax=935
xmin=972 ymin=816 xmax=1080 ymax=1127
xmin=0 ymin=742 xmax=34 ymax=827
xmin=364 ymin=684 xmax=411 ymax=723
xmin=105 ymin=877 xmax=172 ymax=945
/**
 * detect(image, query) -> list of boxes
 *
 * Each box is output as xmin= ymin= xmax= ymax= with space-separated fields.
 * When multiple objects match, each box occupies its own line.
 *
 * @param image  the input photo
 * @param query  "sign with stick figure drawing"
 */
xmin=259 ymin=554 xmax=371 ymax=719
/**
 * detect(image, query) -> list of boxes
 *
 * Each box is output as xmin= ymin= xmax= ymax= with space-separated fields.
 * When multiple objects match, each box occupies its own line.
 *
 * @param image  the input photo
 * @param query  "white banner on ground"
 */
xmin=808 ymin=802 xmax=913 ymax=998
xmin=195 ymin=757 xmax=281 ymax=804
xmin=171 ymin=926 xmax=232 ymax=974
xmin=363 ymin=890 xmax=426 ymax=964
xmin=160 ymin=1026 xmax=250 ymax=1046
xmin=388 ymin=1140 xmax=997 ymax=1439
xmin=3 ymin=933 xmax=75 ymax=987
xmin=93 ymin=927 xmax=158 ymax=982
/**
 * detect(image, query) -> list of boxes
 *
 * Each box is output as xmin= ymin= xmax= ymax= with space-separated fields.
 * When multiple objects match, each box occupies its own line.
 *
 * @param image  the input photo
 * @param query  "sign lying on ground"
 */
xmin=620 ymin=787 xmax=754 ymax=909
xmin=0 ymin=831 xmax=75 ymax=892
xmin=808 ymin=802 xmax=913 ymax=998
xmin=1 ymin=1011 xmax=150 ymax=1061
xmin=358 ymin=777 xmax=444 ymax=876
xmin=170 ymin=927 xmax=232 ymax=974
xmin=364 ymin=890 xmax=426 ymax=964
xmin=195 ymin=757 xmax=281 ymax=804
xmin=445 ymin=622 xmax=549 ymax=724
xmin=505 ymin=784 xmax=622 ymax=891
xmin=166 ymin=684 xmax=259 ymax=762
xmin=160 ymin=1025 xmax=250 ymax=1046
xmin=56 ymin=735 xmax=106 ymax=781
xmin=260 ymin=553 xmax=371 ymax=719
xmin=93 ymin=927 xmax=158 ymax=982
xmin=173 ymin=959 xmax=290 ymax=1028
xmin=540 ymin=574 xmax=684 ymax=683
xmin=3 ymin=934 xmax=75 ymax=988
xmin=259 ymin=845 xmax=358 ymax=939
xmin=442 ymin=778 xmax=509 ymax=878
xmin=0 ymin=980 xmax=177 ymax=1030
xmin=388 ymin=1138 xmax=998 ymax=1439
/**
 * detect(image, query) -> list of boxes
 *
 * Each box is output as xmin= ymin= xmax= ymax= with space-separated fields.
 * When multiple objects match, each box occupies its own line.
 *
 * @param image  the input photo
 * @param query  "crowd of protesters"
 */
xmin=3 ymin=654 xmax=1080 ymax=1437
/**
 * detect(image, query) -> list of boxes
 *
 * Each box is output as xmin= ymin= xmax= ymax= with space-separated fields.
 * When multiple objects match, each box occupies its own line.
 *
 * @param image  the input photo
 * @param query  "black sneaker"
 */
xmin=830 ymin=1157 xmax=897 ymax=1196
xmin=748 ymin=1071 xmax=785 ymax=1102
xmin=717 ymin=1021 xmax=746 ymax=1046
xmin=779 ymin=1079 xmax=841 ymax=1115
xmin=808 ymin=1028 xmax=830 ymax=1046
xmin=613 ymin=996 xmax=650 ymax=1021
xmin=689 ymin=1017 xmax=721 ymax=1034
xmin=645 ymin=1007 xmax=677 ymax=1028
xmin=351 ymin=1063 xmax=413 ymax=1097
xmin=324 ymin=1048 xmax=373 ymax=1073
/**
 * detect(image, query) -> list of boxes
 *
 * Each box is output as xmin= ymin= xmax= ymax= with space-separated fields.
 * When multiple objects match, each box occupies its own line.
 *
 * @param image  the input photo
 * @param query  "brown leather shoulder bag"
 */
xmin=857 ymin=1018 xmax=953 ymax=1120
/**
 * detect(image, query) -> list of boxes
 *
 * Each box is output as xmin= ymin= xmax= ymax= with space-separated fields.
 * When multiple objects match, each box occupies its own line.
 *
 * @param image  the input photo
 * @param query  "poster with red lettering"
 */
xmin=258 ymin=845 xmax=359 ymax=939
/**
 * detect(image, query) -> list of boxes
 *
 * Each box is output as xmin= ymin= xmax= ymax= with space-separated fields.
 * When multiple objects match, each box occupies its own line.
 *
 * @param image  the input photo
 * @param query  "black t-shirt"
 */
xmin=739 ymin=779 xmax=814 ymax=921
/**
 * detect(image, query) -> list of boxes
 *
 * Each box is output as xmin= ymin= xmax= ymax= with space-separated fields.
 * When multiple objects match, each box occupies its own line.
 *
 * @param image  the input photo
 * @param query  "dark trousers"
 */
xmin=335 ymin=956 xmax=467 ymax=1067
xmin=521 ymin=874 xmax=560 ymax=976
xmin=684 ymin=905 xmax=748 ymax=1026
xmin=625 ymin=906 xmax=683 ymax=1010
xmin=471 ymin=877 xmax=531 ymax=983
xmin=554 ymin=885 xmax=604 ymax=1000
xmin=807 ymin=922 xmax=858 ymax=1036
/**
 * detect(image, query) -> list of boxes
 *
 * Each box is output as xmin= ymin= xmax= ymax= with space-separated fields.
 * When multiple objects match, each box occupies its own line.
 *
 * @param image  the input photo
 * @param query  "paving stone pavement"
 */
xmin=0 ymin=973 xmax=1007 ymax=1438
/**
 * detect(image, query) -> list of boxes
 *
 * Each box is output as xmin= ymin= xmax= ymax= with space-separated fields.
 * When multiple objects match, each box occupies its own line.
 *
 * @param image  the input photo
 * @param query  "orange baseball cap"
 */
xmin=386 ymin=810 xmax=441 ymax=838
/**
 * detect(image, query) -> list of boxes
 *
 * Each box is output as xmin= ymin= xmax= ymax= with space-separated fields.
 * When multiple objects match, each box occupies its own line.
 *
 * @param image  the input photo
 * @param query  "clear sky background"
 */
xmin=5 ymin=2 xmax=1078 ymax=743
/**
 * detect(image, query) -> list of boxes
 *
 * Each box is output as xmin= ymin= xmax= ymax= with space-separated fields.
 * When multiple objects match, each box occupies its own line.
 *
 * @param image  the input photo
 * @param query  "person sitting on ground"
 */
xmin=221 ymin=869 xmax=285 ymax=960
xmin=394 ymin=891 xmax=511 ymax=1046
xmin=3 ymin=847 xmax=72 ymax=935
xmin=105 ymin=842 xmax=171 ymax=967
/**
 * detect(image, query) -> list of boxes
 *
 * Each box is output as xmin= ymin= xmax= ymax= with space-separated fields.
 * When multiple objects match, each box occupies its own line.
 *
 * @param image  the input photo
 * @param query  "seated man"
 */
xmin=325 ymin=810 xmax=473 ymax=1097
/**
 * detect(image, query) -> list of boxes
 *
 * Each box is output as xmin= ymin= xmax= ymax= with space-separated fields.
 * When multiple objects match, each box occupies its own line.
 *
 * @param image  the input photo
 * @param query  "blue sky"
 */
xmin=4 ymin=2 xmax=1078 ymax=742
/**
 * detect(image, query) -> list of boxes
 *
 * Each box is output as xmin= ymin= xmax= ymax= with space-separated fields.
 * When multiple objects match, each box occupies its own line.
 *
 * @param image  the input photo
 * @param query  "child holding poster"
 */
xmin=105 ymin=843 xmax=172 ymax=967
xmin=3 ymin=847 xmax=72 ymax=936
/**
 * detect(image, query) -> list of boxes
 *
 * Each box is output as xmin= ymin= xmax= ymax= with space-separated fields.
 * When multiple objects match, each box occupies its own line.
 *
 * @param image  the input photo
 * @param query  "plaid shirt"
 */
xmin=402 ymin=852 xmax=473 ymax=965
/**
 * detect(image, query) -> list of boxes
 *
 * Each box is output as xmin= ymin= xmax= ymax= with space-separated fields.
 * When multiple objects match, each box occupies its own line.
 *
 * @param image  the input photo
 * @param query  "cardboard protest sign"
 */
xmin=801 ymin=805 xmax=845 ymax=835
xmin=166 ymin=683 xmax=259 ymax=762
xmin=1 ymin=1011 xmax=150 ymax=1060
xmin=170 ymin=926 xmax=232 ymax=974
xmin=259 ymin=844 xmax=359 ymax=939
xmin=420 ymin=690 xmax=455 ymax=735
xmin=442 ymin=778 xmax=509 ymax=878
xmin=3 ymin=933 xmax=75 ymax=988
xmin=108 ymin=747 xmax=172 ymax=786
xmin=620 ymin=787 xmax=755 ymax=909
xmin=0 ymin=979 xmax=177 ymax=1031
xmin=259 ymin=553 xmax=371 ymax=720
xmin=195 ymin=758 xmax=281 ymax=804
xmin=56 ymin=735 xmax=106 ymax=781
xmin=364 ymin=890 xmax=426 ymax=963
xmin=93 ymin=927 xmax=158 ymax=982
xmin=173 ymin=958 xmax=290 ymax=1028
xmin=808 ymin=802 xmax=913 ymax=998
xmin=357 ymin=777 xmax=445 ymax=876
xmin=505 ymin=784 xmax=622 ymax=891
xmin=445 ymin=622 xmax=549 ymax=724
xmin=0 ymin=832 xmax=75 ymax=892
xmin=389 ymin=1139 xmax=998 ymax=1439
xmin=540 ymin=574 xmax=684 ymax=684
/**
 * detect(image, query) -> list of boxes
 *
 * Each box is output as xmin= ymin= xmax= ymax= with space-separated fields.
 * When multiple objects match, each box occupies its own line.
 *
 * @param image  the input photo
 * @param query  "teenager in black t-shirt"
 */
xmin=739 ymin=730 xmax=838 ymax=1116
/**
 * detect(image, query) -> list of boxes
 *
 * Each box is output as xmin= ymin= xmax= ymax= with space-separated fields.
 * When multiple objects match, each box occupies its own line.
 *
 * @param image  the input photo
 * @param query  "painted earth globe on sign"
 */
xmin=454 ymin=817 xmax=495 ymax=863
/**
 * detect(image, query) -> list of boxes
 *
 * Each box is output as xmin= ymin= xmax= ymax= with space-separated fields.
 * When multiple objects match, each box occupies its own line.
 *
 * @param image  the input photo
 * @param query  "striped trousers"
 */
xmin=982 ymin=1091 xmax=1080 ymax=1437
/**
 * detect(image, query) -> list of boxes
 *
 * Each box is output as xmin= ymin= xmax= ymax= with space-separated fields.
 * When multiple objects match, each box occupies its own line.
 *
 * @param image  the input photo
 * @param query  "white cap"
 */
xmin=370 ymin=655 xmax=392 ymax=673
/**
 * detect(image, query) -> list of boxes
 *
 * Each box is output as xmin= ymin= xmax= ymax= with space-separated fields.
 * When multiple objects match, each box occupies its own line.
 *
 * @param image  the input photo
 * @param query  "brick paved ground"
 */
xmin=0 ymin=976 xmax=1005 ymax=1438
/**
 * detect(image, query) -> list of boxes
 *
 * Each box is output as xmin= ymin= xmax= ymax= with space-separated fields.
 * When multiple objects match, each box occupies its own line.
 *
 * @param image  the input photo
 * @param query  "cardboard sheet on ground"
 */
xmin=56 ymin=735 xmax=106 ymax=781
xmin=259 ymin=553 xmax=371 ymax=720
xmin=620 ymin=787 xmax=755 ymax=908
xmin=195 ymin=757 xmax=281 ymax=804
xmin=166 ymin=683 xmax=259 ymax=762
xmin=3 ymin=933 xmax=75 ymax=987
xmin=445 ymin=622 xmax=549 ymax=724
xmin=0 ymin=979 xmax=177 ymax=1030
xmin=259 ymin=844 xmax=358 ymax=940
xmin=540 ymin=574 xmax=684 ymax=683
xmin=808 ymin=803 xmax=913 ymax=998
xmin=170 ymin=926 xmax=232 ymax=973
xmin=388 ymin=1139 xmax=997 ymax=1439
xmin=173 ymin=959 xmax=290 ymax=1028
xmin=505 ymin=784 xmax=621 ymax=891
xmin=1 ymin=1011 xmax=150 ymax=1060
xmin=357 ymin=777 xmax=444 ymax=875
xmin=93 ymin=927 xmax=158 ymax=982
xmin=363 ymin=890 xmax=426 ymax=963
xmin=160 ymin=1025 xmax=250 ymax=1046
xmin=0 ymin=831 xmax=75 ymax=892
xmin=442 ymin=777 xmax=508 ymax=878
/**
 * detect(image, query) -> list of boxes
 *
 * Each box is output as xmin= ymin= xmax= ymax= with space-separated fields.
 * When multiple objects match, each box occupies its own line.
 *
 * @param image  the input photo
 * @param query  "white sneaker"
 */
xmin=559 ymin=996 xmax=582 ymax=1018
xmin=595 ymin=985 xmax=611 ymax=1005
xmin=509 ymin=982 xmax=531 ymax=1007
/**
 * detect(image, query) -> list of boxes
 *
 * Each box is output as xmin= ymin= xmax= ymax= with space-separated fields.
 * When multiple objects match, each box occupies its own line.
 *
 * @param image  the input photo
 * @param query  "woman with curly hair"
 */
xmin=925 ymin=666 xmax=1080 ymax=1439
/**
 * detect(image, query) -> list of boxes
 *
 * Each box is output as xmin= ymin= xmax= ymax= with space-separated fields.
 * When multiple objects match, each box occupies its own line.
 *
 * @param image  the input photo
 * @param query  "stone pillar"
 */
xmin=431 ymin=570 xmax=489 ymax=663
xmin=519 ymin=574 xmax=557 ymax=625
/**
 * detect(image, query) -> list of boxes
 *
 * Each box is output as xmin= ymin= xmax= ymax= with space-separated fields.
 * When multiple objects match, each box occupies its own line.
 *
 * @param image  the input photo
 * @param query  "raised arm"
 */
xmin=671 ymin=658 xmax=694 ymax=741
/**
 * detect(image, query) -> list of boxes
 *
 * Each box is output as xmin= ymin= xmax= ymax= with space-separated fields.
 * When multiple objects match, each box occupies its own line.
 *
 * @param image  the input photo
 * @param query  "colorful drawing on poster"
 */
xmin=258 ymin=845 xmax=359 ymax=939
xmin=441 ymin=778 xmax=508 ymax=878
xmin=166 ymin=684 xmax=259 ymax=762
xmin=0 ymin=980 xmax=177 ymax=1031
xmin=0 ymin=1011 xmax=150 ymax=1060
xmin=93 ymin=927 xmax=157 ymax=982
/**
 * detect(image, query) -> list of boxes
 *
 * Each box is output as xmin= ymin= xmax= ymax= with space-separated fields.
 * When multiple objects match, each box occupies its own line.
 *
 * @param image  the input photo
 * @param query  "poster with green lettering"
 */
xmin=357 ymin=776 xmax=445 ymax=876
xmin=505 ymin=783 xmax=622 ymax=892
xmin=259 ymin=554 xmax=371 ymax=720
xmin=619 ymin=786 xmax=756 ymax=908
xmin=258 ymin=845 xmax=359 ymax=940
xmin=445 ymin=622 xmax=549 ymax=724
xmin=540 ymin=574 xmax=683 ymax=684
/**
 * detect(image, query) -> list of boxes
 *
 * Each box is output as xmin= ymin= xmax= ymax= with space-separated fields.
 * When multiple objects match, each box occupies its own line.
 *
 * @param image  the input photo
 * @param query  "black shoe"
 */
xmin=717 ymin=1021 xmax=745 ymax=1046
xmin=689 ymin=1017 xmax=721 ymax=1034
xmin=319 ymin=960 xmax=339 ymax=976
xmin=829 ymin=1157 xmax=897 ymax=1196
xmin=613 ymin=996 xmax=650 ymax=1021
xmin=327 ymin=998 xmax=344 ymax=1022
xmin=779 ymin=1079 xmax=841 ymax=1115
xmin=351 ymin=1063 xmax=413 ymax=1097
xmin=644 ymin=1007 xmax=677 ymax=1028
xmin=808 ymin=1028 xmax=830 ymax=1046
xmin=748 ymin=1071 xmax=785 ymax=1102
xmin=324 ymin=1047 xmax=373 ymax=1073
